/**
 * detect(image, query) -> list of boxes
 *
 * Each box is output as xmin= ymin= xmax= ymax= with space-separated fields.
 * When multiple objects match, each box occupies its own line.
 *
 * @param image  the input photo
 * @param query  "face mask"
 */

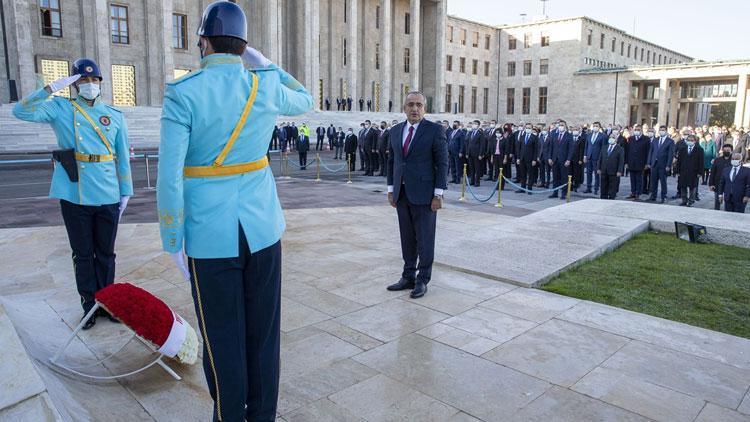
xmin=647 ymin=132 xmax=654 ymax=138
xmin=558 ymin=126 xmax=565 ymax=131
xmin=608 ymin=138 xmax=616 ymax=145
xmin=572 ymin=131 xmax=580 ymax=136
xmin=348 ymin=131 xmax=353 ymax=135
xmin=592 ymin=127 xmax=599 ymax=132
xmin=731 ymin=160 xmax=741 ymax=166
xmin=496 ymin=133 xmax=502 ymax=138
xmin=723 ymin=151 xmax=732 ymax=158
xmin=687 ymin=141 xmax=695 ymax=147
xmin=78 ymin=82 xmax=100 ymax=100
xmin=659 ymin=131 xmax=667 ymax=137
xmin=542 ymin=131 xmax=548 ymax=136
xmin=525 ymin=129 xmax=532 ymax=134
xmin=511 ymin=126 xmax=517 ymax=132
xmin=634 ymin=131 xmax=641 ymax=136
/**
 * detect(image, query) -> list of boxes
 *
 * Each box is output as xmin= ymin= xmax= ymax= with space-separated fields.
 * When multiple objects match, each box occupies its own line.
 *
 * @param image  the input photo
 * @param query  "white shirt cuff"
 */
xmin=434 ymin=188 xmax=444 ymax=196
xmin=387 ymin=185 xmax=394 ymax=193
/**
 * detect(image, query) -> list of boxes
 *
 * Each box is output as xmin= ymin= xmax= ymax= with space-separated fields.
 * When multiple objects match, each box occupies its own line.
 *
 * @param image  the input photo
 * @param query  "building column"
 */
xmin=262 ymin=0 xmax=281 ymax=65
xmin=302 ymin=0 xmax=320 ymax=109
xmin=409 ymin=0 xmax=420 ymax=91
xmin=347 ymin=0 xmax=358 ymax=100
xmin=734 ymin=73 xmax=748 ymax=128
xmin=433 ymin=0 xmax=446 ymax=114
xmin=668 ymin=80 xmax=680 ymax=127
xmin=379 ymin=0 xmax=392 ymax=112
xmin=145 ymin=0 xmax=174 ymax=106
xmin=9 ymin=0 xmax=35 ymax=97
xmin=656 ymin=77 xmax=669 ymax=126
xmin=94 ymin=0 xmax=113 ymax=103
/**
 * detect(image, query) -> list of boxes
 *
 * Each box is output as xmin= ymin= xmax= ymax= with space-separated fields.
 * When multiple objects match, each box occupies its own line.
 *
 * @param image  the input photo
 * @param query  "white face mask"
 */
xmin=608 ymin=138 xmax=616 ymax=145
xmin=647 ymin=132 xmax=654 ymax=138
xmin=541 ymin=131 xmax=548 ymax=136
xmin=558 ymin=126 xmax=566 ymax=131
xmin=732 ymin=160 xmax=741 ymax=167
xmin=659 ymin=131 xmax=667 ymax=137
xmin=572 ymin=131 xmax=580 ymax=136
xmin=78 ymin=82 xmax=100 ymax=100
xmin=592 ymin=127 xmax=599 ymax=132
xmin=524 ymin=128 xmax=532 ymax=134
xmin=633 ymin=131 xmax=642 ymax=136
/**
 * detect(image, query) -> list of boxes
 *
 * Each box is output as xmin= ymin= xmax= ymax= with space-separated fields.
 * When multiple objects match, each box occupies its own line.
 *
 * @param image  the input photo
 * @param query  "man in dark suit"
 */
xmin=359 ymin=98 xmax=364 ymax=111
xmin=386 ymin=91 xmax=448 ymax=299
xmin=290 ymin=123 xmax=299 ymax=152
xmin=490 ymin=128 xmax=510 ymax=189
xmin=484 ymin=122 xmax=498 ymax=180
xmin=462 ymin=120 xmax=487 ymax=187
xmin=315 ymin=125 xmax=326 ymax=151
xmin=538 ymin=127 xmax=552 ymax=188
xmin=515 ymin=123 xmax=539 ymax=194
xmin=597 ymin=135 xmax=625 ymax=199
xmin=626 ymin=126 xmax=650 ymax=200
xmin=327 ymin=124 xmax=337 ymax=151
xmin=367 ymin=99 xmax=372 ymax=112
xmin=642 ymin=126 xmax=655 ymax=195
xmin=646 ymin=125 xmax=675 ymax=203
xmin=377 ymin=121 xmax=390 ymax=176
xmin=347 ymin=97 xmax=353 ymax=111
xmin=718 ymin=153 xmax=750 ymax=213
xmin=548 ymin=121 xmax=575 ymax=199
xmin=357 ymin=122 xmax=367 ymax=171
xmin=363 ymin=120 xmax=378 ymax=176
xmin=271 ymin=125 xmax=279 ymax=151
xmin=336 ymin=97 xmax=341 ymax=111
xmin=675 ymin=134 xmax=704 ymax=207
xmin=709 ymin=144 xmax=734 ymax=210
xmin=584 ymin=122 xmax=606 ymax=194
xmin=388 ymin=100 xmax=393 ymax=113
xmin=447 ymin=121 xmax=464 ymax=184
xmin=344 ymin=128 xmax=358 ymax=170
xmin=297 ymin=132 xmax=310 ymax=170
xmin=325 ymin=97 xmax=331 ymax=111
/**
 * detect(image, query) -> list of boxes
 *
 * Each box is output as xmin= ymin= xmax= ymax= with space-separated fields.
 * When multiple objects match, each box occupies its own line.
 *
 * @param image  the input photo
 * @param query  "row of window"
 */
xmin=447 ymin=26 xmax=492 ymax=49
xmin=506 ymin=87 xmax=548 ymax=115
xmin=39 ymin=1 xmax=190 ymax=49
xmin=446 ymin=56 xmax=491 ymax=77
xmin=586 ymin=29 xmax=682 ymax=65
xmin=507 ymin=33 xmax=550 ymax=50
xmin=507 ymin=59 xmax=549 ymax=77
xmin=583 ymin=57 xmax=618 ymax=69
xmin=444 ymin=85 xmax=491 ymax=115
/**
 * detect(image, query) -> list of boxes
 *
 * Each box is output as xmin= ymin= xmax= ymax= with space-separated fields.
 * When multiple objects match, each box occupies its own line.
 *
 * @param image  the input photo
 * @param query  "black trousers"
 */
xmin=629 ymin=170 xmax=644 ymax=195
xmin=60 ymin=199 xmax=119 ymax=314
xmin=540 ymin=160 xmax=552 ymax=186
xmin=643 ymin=168 xmax=651 ymax=194
xmin=678 ymin=175 xmax=699 ymax=204
xmin=358 ymin=146 xmax=366 ymax=169
xmin=725 ymin=197 xmax=747 ymax=213
xmin=551 ymin=161 xmax=569 ymax=197
xmin=518 ymin=160 xmax=537 ymax=190
xmin=188 ymin=230 xmax=282 ymax=422
xmin=298 ymin=151 xmax=308 ymax=169
xmin=396 ymin=189 xmax=437 ymax=284
xmin=327 ymin=137 xmax=335 ymax=150
xmin=316 ymin=136 xmax=324 ymax=151
xmin=369 ymin=150 xmax=379 ymax=174
xmin=492 ymin=155 xmax=506 ymax=189
xmin=378 ymin=150 xmax=387 ymax=176
xmin=600 ymin=173 xmax=620 ymax=199
xmin=468 ymin=155 xmax=482 ymax=186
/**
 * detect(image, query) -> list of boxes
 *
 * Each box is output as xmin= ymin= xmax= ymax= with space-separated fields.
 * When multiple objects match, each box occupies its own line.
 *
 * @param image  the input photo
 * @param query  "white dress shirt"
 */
xmin=388 ymin=121 xmax=444 ymax=196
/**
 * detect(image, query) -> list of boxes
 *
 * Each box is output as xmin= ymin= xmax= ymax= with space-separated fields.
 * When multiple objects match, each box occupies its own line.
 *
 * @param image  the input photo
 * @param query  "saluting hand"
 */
xmin=46 ymin=74 xmax=81 ymax=94
xmin=241 ymin=46 xmax=272 ymax=68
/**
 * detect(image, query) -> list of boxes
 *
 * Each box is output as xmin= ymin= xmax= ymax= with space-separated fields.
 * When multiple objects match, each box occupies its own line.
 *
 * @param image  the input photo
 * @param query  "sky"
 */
xmin=447 ymin=0 xmax=750 ymax=61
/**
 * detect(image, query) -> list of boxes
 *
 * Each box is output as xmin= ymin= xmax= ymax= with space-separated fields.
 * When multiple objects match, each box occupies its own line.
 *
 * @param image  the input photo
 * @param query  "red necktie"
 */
xmin=403 ymin=126 xmax=414 ymax=156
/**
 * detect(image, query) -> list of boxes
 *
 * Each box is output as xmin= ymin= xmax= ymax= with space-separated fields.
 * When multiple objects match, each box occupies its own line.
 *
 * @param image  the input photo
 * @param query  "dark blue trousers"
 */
xmin=649 ymin=166 xmax=668 ymax=200
xmin=586 ymin=159 xmax=600 ymax=191
xmin=188 ymin=228 xmax=281 ymax=422
xmin=629 ymin=170 xmax=644 ymax=195
xmin=396 ymin=189 xmax=437 ymax=284
xmin=59 ymin=199 xmax=119 ymax=314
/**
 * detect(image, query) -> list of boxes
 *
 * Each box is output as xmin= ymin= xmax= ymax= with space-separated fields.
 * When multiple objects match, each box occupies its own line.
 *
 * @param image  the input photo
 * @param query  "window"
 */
xmin=459 ymin=57 xmax=466 ymax=73
xmin=539 ymin=58 xmax=548 ymax=75
xmin=627 ymin=44 xmax=631 ymax=58
xmin=404 ymin=48 xmax=410 ymax=73
xmin=110 ymin=5 xmax=129 ymax=44
xmin=541 ymin=34 xmax=550 ymax=47
xmin=587 ymin=30 xmax=592 ymax=46
xmin=633 ymin=46 xmax=637 ymax=60
xmin=600 ymin=33 xmax=605 ymax=49
xmin=640 ymin=48 xmax=644 ymax=62
xmin=446 ymin=55 xmax=453 ymax=71
xmin=485 ymin=34 xmax=491 ymax=49
xmin=620 ymin=41 xmax=624 ymax=56
xmin=471 ymin=87 xmax=477 ymax=114
xmin=523 ymin=33 xmax=531 ymax=48
xmin=472 ymin=59 xmax=478 ymax=75
xmin=460 ymin=29 xmax=467 ymax=46
xmin=39 ymin=0 xmax=62 ymax=37
xmin=445 ymin=84 xmax=452 ymax=112
xmin=506 ymin=88 xmax=515 ymax=114
xmin=343 ymin=37 xmax=347 ymax=65
xmin=40 ymin=59 xmax=69 ymax=97
xmin=523 ymin=60 xmax=532 ymax=76
xmin=611 ymin=38 xmax=616 ymax=52
xmin=375 ymin=43 xmax=380 ymax=69
xmin=376 ymin=6 xmax=380 ymax=29
xmin=483 ymin=88 xmax=489 ymax=114
xmin=344 ymin=0 xmax=347 ymax=23
xmin=538 ymin=87 xmax=547 ymax=114
xmin=405 ymin=13 xmax=410 ymax=34
xmin=508 ymin=35 xmax=516 ymax=50
xmin=507 ymin=61 xmax=515 ymax=77
xmin=522 ymin=87 xmax=530 ymax=114
xmin=448 ymin=25 xmax=453 ymax=43
xmin=111 ymin=64 xmax=136 ymax=106
xmin=484 ymin=61 xmax=490 ymax=77
xmin=647 ymin=50 xmax=650 ymax=64
xmin=172 ymin=14 xmax=187 ymax=49
xmin=472 ymin=32 xmax=479 ymax=48
xmin=658 ymin=54 xmax=662 ymax=64
xmin=458 ymin=85 xmax=465 ymax=113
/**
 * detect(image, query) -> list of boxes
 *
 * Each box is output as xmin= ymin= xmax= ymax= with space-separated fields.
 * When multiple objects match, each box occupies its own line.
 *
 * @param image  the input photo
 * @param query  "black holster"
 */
xmin=52 ymin=149 xmax=79 ymax=182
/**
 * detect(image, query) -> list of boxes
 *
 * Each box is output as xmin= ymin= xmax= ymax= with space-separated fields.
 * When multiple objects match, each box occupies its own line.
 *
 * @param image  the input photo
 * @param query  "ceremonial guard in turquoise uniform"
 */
xmin=156 ymin=2 xmax=313 ymax=420
xmin=13 ymin=59 xmax=133 ymax=330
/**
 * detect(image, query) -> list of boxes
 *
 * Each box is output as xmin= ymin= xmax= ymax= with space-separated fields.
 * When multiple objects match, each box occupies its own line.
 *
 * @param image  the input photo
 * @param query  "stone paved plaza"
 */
xmin=2 ymin=192 xmax=750 ymax=421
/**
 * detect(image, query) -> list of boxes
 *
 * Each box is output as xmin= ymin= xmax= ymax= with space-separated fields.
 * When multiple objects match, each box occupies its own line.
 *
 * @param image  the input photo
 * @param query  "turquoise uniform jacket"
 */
xmin=12 ymin=89 xmax=134 ymax=205
xmin=157 ymin=54 xmax=313 ymax=258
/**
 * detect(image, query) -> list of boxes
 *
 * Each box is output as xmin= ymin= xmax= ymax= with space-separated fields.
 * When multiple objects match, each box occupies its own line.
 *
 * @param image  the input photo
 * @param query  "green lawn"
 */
xmin=542 ymin=231 xmax=750 ymax=339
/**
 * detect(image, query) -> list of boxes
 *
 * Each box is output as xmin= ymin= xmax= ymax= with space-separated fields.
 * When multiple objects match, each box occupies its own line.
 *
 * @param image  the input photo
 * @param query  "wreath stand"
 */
xmin=49 ymin=303 xmax=182 ymax=381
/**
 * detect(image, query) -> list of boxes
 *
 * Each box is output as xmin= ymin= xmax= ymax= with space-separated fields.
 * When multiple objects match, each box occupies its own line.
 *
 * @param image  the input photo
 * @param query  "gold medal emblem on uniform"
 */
xmin=99 ymin=116 xmax=111 ymax=126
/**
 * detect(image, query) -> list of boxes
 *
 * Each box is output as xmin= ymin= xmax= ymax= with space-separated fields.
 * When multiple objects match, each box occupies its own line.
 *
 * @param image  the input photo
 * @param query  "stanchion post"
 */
xmin=459 ymin=163 xmax=467 ymax=202
xmin=494 ymin=176 xmax=502 ymax=208
xmin=566 ymin=175 xmax=573 ymax=203
xmin=346 ymin=154 xmax=353 ymax=184
xmin=315 ymin=153 xmax=321 ymax=182
xmin=145 ymin=154 xmax=152 ymax=189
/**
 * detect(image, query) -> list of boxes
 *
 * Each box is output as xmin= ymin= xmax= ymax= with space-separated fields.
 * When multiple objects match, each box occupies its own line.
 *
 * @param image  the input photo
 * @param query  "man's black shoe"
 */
xmin=387 ymin=278 xmax=415 ymax=291
xmin=81 ymin=314 xmax=97 ymax=330
xmin=584 ymin=188 xmax=592 ymax=193
xmin=660 ymin=198 xmax=666 ymax=204
xmin=548 ymin=193 xmax=558 ymax=199
xmin=515 ymin=189 xmax=525 ymax=193
xmin=410 ymin=281 xmax=427 ymax=299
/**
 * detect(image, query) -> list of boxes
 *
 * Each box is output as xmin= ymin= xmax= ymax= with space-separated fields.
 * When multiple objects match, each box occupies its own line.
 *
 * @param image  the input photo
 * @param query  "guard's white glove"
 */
xmin=47 ymin=74 xmax=81 ymax=93
xmin=118 ymin=195 xmax=130 ymax=222
xmin=171 ymin=252 xmax=191 ymax=281
xmin=241 ymin=46 xmax=272 ymax=68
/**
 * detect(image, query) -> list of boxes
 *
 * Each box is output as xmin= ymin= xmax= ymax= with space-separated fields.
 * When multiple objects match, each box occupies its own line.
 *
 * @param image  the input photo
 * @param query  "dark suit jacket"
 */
xmin=515 ymin=133 xmax=539 ymax=162
xmin=363 ymin=128 xmax=378 ymax=152
xmin=378 ymin=129 xmax=390 ymax=152
xmin=675 ymin=144 xmax=704 ymax=185
xmin=718 ymin=166 xmax=750 ymax=203
xmin=387 ymin=119 xmax=449 ymax=205
xmin=327 ymin=126 xmax=336 ymax=138
xmin=709 ymin=156 xmax=732 ymax=188
xmin=447 ymin=128 xmax=464 ymax=155
xmin=647 ymin=137 xmax=675 ymax=168
xmin=550 ymin=131 xmax=575 ymax=163
xmin=297 ymin=136 xmax=310 ymax=153
xmin=626 ymin=136 xmax=650 ymax=171
xmin=598 ymin=144 xmax=625 ymax=175
xmin=539 ymin=134 xmax=552 ymax=161
xmin=585 ymin=132 xmax=606 ymax=160
xmin=316 ymin=127 xmax=326 ymax=138
xmin=463 ymin=129 xmax=486 ymax=157
xmin=344 ymin=134 xmax=358 ymax=154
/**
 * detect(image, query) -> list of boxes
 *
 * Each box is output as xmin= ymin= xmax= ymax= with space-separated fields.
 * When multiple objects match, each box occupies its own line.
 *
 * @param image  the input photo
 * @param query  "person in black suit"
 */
xmin=327 ymin=124 xmax=336 ymax=151
xmin=718 ymin=153 xmax=750 ymax=213
xmin=297 ymin=132 xmax=310 ymax=170
xmin=388 ymin=100 xmax=393 ymax=113
xmin=290 ymin=123 xmax=299 ymax=152
xmin=377 ymin=121 xmax=390 ymax=176
xmin=598 ymin=134 xmax=625 ymax=199
xmin=271 ymin=125 xmax=279 ymax=151
xmin=709 ymin=144 xmax=734 ymax=210
xmin=363 ymin=120 xmax=378 ymax=176
xmin=359 ymin=98 xmax=364 ymax=111
xmin=646 ymin=125 xmax=675 ymax=203
xmin=447 ymin=121 xmax=464 ymax=184
xmin=347 ymin=97 xmax=353 ymax=111
xmin=344 ymin=128 xmax=358 ymax=170
xmin=357 ymin=123 xmax=367 ymax=171
xmin=548 ymin=121 xmax=575 ymax=199
xmin=490 ymin=128 xmax=510 ymax=189
xmin=538 ymin=127 xmax=552 ymax=188
xmin=626 ymin=125 xmax=650 ymax=200
xmin=367 ymin=99 xmax=372 ymax=112
xmin=642 ymin=126 xmax=654 ymax=195
xmin=386 ymin=91 xmax=448 ymax=299
xmin=325 ymin=98 xmax=331 ymax=111
xmin=571 ymin=126 xmax=586 ymax=192
xmin=315 ymin=125 xmax=326 ymax=151
xmin=336 ymin=97 xmax=341 ymax=111
xmin=484 ymin=121 xmax=498 ymax=180
xmin=515 ymin=123 xmax=540 ymax=194
xmin=462 ymin=120 xmax=487 ymax=187
xmin=675 ymin=134 xmax=704 ymax=207
xmin=584 ymin=122 xmax=606 ymax=194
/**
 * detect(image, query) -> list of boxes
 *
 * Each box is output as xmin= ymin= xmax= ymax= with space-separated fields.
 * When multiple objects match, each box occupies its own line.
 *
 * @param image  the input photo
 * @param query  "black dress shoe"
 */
xmin=515 ymin=189 xmax=525 ymax=193
xmin=660 ymin=198 xmax=666 ymax=204
xmin=81 ymin=314 xmax=97 ymax=330
xmin=410 ymin=281 xmax=427 ymax=299
xmin=387 ymin=278 xmax=415 ymax=291
xmin=584 ymin=188 xmax=592 ymax=193
xmin=548 ymin=194 xmax=558 ymax=199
